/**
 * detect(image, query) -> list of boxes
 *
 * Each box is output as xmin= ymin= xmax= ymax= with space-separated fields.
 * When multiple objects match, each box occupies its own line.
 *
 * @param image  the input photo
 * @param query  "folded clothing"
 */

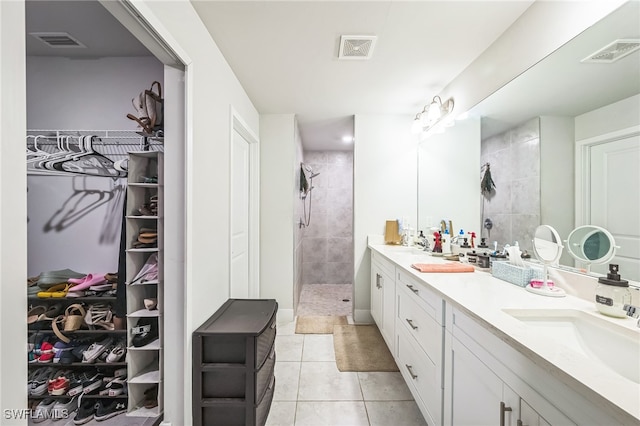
xmin=411 ymin=263 xmax=475 ymax=273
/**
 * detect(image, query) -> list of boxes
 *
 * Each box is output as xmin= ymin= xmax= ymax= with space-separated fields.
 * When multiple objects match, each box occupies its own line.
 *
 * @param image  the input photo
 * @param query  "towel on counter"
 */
xmin=411 ymin=263 xmax=475 ymax=273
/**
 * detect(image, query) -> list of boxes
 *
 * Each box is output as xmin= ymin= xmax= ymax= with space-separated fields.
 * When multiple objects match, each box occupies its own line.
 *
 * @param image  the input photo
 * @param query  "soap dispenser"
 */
xmin=595 ymin=264 xmax=631 ymax=318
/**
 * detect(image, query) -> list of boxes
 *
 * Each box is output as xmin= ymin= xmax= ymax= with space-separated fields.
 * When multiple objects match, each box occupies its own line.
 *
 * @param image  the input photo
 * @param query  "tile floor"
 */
xmin=266 ymin=319 xmax=428 ymax=426
xmin=297 ymin=284 xmax=353 ymax=316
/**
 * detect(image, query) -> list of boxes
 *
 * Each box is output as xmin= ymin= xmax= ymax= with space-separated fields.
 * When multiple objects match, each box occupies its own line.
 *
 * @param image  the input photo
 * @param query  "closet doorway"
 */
xmin=25 ymin=0 xmax=186 ymax=424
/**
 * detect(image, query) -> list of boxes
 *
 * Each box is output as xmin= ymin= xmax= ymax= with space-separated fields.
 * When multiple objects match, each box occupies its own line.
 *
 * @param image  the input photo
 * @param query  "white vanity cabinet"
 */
xmin=370 ymin=250 xmax=396 ymax=352
xmin=395 ymin=270 xmax=444 ymax=426
xmin=445 ymin=307 xmax=582 ymax=426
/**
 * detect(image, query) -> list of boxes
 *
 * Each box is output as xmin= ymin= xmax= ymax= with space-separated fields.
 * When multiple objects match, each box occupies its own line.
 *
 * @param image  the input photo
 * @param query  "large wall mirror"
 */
xmin=418 ymin=1 xmax=640 ymax=281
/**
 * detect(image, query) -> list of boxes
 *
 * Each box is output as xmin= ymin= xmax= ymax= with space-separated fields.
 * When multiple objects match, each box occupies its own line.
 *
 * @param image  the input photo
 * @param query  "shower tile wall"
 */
xmin=302 ymin=151 xmax=353 ymax=285
xmin=480 ymin=117 xmax=540 ymax=253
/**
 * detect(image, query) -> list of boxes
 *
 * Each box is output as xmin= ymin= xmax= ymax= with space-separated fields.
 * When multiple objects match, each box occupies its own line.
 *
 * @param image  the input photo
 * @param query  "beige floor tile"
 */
xmin=295 ymin=401 xmax=369 ymax=426
xmin=302 ymin=335 xmax=335 ymax=362
xmin=274 ymin=362 xmax=301 ymax=401
xmin=297 ymin=362 xmax=362 ymax=401
xmin=358 ymin=372 xmax=414 ymax=401
xmin=266 ymin=401 xmax=297 ymax=426
xmin=365 ymin=401 xmax=427 ymax=426
xmin=277 ymin=320 xmax=297 ymax=336
xmin=276 ymin=335 xmax=304 ymax=361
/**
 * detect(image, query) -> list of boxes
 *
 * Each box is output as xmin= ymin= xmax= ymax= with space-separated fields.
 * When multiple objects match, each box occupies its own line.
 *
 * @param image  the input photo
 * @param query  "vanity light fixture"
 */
xmin=412 ymin=95 xmax=455 ymax=135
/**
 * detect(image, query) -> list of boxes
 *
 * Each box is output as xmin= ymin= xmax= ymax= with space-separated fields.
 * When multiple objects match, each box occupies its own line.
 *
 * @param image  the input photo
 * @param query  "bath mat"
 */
xmin=333 ymin=324 xmax=399 ymax=372
xmin=295 ymin=315 xmax=348 ymax=334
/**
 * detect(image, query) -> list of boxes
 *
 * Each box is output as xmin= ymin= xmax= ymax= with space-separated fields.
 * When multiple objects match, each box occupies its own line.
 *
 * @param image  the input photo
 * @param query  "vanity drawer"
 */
xmin=397 ymin=324 xmax=442 ymax=426
xmin=397 ymin=286 xmax=442 ymax=364
xmin=396 ymin=269 xmax=444 ymax=325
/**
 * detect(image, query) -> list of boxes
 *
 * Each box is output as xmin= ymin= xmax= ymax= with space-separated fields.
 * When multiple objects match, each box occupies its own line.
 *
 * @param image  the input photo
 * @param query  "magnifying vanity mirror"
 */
xmin=566 ymin=225 xmax=618 ymax=271
xmin=527 ymin=225 xmax=566 ymax=297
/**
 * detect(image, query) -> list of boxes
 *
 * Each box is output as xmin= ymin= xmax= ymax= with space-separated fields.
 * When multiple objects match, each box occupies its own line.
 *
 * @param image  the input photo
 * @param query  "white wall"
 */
xmin=25 ymin=56 xmax=163 ymax=276
xmin=27 ymin=56 xmax=163 ymax=130
xmin=0 ymin=1 xmax=28 ymax=423
xmin=353 ymin=115 xmax=417 ymax=322
xmin=260 ymin=114 xmax=296 ymax=320
xmin=293 ymin=119 xmax=304 ymax=312
xmin=575 ymin=94 xmax=640 ymax=141
xmin=418 ymin=118 xmax=481 ymax=238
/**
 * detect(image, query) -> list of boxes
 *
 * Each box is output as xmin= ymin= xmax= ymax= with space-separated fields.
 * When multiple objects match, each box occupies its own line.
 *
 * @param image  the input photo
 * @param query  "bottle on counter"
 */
xmin=595 ymin=264 xmax=631 ymax=318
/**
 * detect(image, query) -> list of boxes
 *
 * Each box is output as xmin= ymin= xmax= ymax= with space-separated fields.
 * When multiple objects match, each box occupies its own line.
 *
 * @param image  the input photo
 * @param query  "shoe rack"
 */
xmin=125 ymin=149 xmax=163 ymax=417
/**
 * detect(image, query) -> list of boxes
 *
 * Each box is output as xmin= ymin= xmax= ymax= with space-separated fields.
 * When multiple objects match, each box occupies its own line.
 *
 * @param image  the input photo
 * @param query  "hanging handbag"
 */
xmin=127 ymin=81 xmax=164 ymax=134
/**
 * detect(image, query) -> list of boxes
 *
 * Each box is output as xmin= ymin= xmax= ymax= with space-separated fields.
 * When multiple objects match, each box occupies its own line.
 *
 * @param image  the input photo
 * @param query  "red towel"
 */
xmin=411 ymin=263 xmax=475 ymax=273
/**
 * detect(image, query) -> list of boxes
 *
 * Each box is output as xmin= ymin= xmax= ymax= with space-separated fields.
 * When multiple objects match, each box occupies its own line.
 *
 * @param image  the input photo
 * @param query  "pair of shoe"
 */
xmin=68 ymin=274 xmax=108 ymax=293
xmin=73 ymin=398 xmax=127 ymax=424
xmin=131 ymin=317 xmax=159 ymax=347
xmin=130 ymin=254 xmax=158 ymax=284
xmin=31 ymin=395 xmax=78 ymax=423
xmin=28 ymin=367 xmax=55 ymax=396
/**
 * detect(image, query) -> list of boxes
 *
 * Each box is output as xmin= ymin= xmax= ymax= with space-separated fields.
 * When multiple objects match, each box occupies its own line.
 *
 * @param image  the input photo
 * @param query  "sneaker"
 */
xmin=31 ymin=398 xmax=56 ymax=424
xmin=131 ymin=317 xmax=158 ymax=347
xmin=30 ymin=367 xmax=55 ymax=396
xmin=94 ymin=399 xmax=127 ymax=421
xmin=82 ymin=337 xmax=114 ymax=363
xmin=106 ymin=339 xmax=127 ymax=363
xmin=47 ymin=369 xmax=71 ymax=395
xmin=51 ymin=395 xmax=78 ymax=420
xmin=82 ymin=372 xmax=104 ymax=395
xmin=73 ymin=399 xmax=98 ymax=425
xmin=67 ymin=370 xmax=95 ymax=397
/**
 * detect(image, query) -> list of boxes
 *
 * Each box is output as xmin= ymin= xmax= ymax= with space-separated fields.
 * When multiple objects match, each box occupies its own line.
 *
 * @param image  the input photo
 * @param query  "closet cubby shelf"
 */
xmin=125 ymin=150 xmax=164 ymax=417
xmin=128 ymin=309 xmax=161 ymax=318
xmin=128 ymin=340 xmax=161 ymax=351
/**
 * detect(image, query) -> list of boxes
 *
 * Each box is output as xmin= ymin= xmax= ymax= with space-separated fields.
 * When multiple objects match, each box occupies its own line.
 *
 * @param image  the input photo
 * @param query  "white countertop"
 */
xmin=368 ymin=242 xmax=640 ymax=422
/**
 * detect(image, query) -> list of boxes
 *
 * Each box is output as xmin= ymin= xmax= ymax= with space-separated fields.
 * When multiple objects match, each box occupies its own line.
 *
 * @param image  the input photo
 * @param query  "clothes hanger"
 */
xmin=51 ymin=135 xmax=126 ymax=178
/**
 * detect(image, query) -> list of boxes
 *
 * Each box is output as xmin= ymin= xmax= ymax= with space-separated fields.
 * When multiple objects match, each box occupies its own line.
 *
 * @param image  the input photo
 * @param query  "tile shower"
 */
xmin=298 ymin=150 xmax=354 ymax=316
xmin=480 ymin=117 xmax=541 ymax=253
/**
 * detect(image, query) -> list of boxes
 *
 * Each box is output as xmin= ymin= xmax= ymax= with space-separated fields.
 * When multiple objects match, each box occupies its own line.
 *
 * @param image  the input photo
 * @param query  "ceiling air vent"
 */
xmin=30 ymin=32 xmax=86 ymax=49
xmin=338 ymin=35 xmax=377 ymax=60
xmin=581 ymin=39 xmax=640 ymax=63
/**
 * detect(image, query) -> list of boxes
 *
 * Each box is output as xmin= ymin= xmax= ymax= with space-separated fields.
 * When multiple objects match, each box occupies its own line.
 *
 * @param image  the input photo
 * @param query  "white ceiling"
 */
xmin=190 ymin=1 xmax=534 ymax=150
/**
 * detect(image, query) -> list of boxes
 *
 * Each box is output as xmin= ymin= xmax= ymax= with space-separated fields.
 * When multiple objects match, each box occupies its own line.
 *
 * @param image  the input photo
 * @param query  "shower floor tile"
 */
xmin=297 ymin=284 xmax=352 ymax=316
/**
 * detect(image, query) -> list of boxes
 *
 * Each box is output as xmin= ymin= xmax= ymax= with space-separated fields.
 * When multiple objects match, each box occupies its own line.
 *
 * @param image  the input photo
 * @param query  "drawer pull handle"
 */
xmin=405 ymin=318 xmax=418 ymax=330
xmin=268 ymin=375 xmax=275 ymax=390
xmin=376 ymin=273 xmax=383 ymax=289
xmin=406 ymin=284 xmax=419 ymax=294
xmin=499 ymin=402 xmax=512 ymax=426
xmin=270 ymin=321 xmax=276 ymax=329
xmin=405 ymin=364 xmax=418 ymax=380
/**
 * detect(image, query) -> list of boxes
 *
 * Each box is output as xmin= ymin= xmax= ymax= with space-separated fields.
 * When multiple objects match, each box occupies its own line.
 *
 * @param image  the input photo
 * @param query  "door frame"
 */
xmin=575 ymin=124 xmax=640 ymax=226
xmin=229 ymin=106 xmax=260 ymax=298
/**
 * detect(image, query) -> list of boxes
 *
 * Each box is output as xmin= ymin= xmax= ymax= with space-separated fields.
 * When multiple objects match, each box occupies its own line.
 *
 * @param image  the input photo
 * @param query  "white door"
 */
xmin=230 ymin=128 xmax=250 ymax=298
xmin=589 ymin=134 xmax=640 ymax=280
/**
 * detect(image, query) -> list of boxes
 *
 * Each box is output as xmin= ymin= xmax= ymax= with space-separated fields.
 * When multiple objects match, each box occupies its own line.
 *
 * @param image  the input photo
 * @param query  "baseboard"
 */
xmin=353 ymin=309 xmax=373 ymax=324
xmin=277 ymin=308 xmax=294 ymax=323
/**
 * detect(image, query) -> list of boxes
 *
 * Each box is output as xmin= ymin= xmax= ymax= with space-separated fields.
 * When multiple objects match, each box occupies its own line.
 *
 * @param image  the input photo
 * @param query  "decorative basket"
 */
xmin=491 ymin=261 xmax=543 ymax=288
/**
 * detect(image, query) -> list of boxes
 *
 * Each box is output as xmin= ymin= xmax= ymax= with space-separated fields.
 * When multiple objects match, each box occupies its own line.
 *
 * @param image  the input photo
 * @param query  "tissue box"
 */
xmin=491 ymin=261 xmax=543 ymax=287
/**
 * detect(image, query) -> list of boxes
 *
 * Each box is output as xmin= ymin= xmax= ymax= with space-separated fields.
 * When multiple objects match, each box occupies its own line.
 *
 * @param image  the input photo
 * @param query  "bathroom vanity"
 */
xmin=368 ymin=241 xmax=640 ymax=426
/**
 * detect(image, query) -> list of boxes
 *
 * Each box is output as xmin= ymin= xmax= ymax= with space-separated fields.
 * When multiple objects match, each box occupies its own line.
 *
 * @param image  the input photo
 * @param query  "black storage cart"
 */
xmin=192 ymin=299 xmax=278 ymax=426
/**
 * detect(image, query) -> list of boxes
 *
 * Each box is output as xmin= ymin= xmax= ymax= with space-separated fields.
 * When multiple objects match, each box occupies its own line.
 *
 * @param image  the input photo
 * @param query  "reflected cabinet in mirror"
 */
xmin=418 ymin=1 xmax=640 ymax=281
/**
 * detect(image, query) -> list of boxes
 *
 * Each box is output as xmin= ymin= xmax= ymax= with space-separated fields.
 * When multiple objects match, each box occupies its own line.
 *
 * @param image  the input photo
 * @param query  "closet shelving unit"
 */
xmin=125 ymin=145 xmax=164 ymax=417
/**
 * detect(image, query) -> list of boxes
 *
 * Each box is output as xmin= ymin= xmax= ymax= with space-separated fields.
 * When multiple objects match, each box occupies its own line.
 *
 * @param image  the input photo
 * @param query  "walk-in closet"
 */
xmin=25 ymin=2 xmax=169 ymax=424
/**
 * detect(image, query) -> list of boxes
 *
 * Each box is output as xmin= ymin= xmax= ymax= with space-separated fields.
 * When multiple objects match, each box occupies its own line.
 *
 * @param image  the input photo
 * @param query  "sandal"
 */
xmin=36 ymin=283 xmax=70 ymax=298
xmin=64 ymin=304 xmax=86 ymax=331
xmin=27 ymin=306 xmax=47 ymax=324
xmin=85 ymin=303 xmax=114 ymax=330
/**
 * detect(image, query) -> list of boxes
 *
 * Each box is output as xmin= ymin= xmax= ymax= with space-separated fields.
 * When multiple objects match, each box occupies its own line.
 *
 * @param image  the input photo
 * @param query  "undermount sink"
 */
xmin=503 ymin=308 xmax=640 ymax=384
